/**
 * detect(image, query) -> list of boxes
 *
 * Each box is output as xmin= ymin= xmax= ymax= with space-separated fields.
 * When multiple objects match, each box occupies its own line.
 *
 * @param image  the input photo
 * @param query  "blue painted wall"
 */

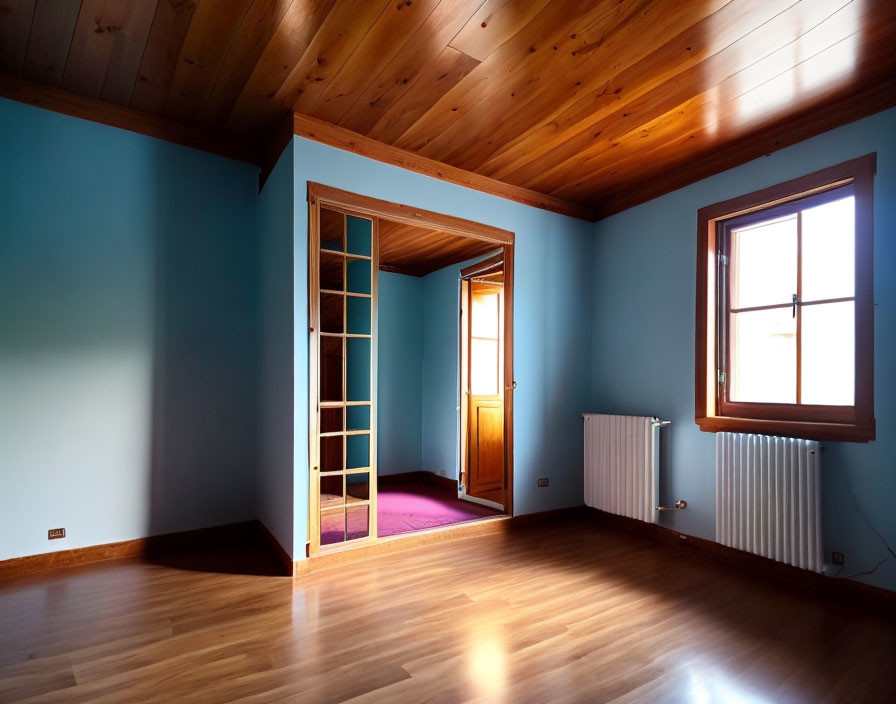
xmin=257 ymin=142 xmax=295 ymax=557
xmin=0 ymin=98 xmax=259 ymax=561
xmin=293 ymin=136 xmax=594 ymax=553
xmin=421 ymin=254 xmax=500 ymax=480
xmin=590 ymin=107 xmax=896 ymax=591
xmin=377 ymin=271 xmax=423 ymax=475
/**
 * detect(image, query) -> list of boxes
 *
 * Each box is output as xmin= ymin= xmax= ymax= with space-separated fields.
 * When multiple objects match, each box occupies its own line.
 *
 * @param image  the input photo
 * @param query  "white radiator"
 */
xmin=584 ymin=414 xmax=658 ymax=524
xmin=716 ymin=433 xmax=823 ymax=573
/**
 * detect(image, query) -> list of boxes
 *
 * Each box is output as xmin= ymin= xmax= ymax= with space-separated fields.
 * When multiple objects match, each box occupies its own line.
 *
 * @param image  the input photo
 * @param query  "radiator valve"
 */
xmin=655 ymin=499 xmax=688 ymax=511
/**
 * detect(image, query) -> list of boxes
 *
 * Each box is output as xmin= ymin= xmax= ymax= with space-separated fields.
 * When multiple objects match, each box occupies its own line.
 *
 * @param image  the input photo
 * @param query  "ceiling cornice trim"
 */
xmin=293 ymin=112 xmax=596 ymax=222
xmin=0 ymin=75 xmax=258 ymax=166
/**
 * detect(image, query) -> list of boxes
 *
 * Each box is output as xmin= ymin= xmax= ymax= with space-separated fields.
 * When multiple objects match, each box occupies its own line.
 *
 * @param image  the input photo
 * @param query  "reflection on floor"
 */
xmin=378 ymin=479 xmax=500 ymax=537
xmin=3 ymin=515 xmax=894 ymax=702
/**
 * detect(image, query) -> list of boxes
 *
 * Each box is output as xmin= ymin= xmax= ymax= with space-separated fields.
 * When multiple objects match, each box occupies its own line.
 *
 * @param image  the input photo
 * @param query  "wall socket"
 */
xmin=832 ymin=551 xmax=844 ymax=565
xmin=537 ymin=478 xmax=549 ymax=487
xmin=48 ymin=528 xmax=65 ymax=540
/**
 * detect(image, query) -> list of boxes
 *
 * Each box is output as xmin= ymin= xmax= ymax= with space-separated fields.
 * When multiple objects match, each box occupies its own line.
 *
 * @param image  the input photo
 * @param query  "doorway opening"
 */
xmin=308 ymin=184 xmax=514 ymax=556
xmin=459 ymin=253 xmax=508 ymax=511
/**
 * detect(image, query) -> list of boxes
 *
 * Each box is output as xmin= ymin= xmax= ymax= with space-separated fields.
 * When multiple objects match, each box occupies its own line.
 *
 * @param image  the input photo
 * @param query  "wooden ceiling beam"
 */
xmin=295 ymin=112 xmax=596 ymax=221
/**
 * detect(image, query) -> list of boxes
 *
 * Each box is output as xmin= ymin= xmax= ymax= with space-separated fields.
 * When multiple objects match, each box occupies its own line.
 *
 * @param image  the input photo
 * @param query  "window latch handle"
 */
xmin=792 ymin=293 xmax=799 ymax=318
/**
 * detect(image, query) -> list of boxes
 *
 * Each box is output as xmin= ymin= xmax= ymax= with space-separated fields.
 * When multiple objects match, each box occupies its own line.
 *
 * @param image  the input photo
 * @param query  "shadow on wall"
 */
xmin=145 ymin=145 xmax=260 ymax=564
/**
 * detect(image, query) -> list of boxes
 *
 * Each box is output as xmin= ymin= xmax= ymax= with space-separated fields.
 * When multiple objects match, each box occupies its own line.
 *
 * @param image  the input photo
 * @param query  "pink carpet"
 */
xmin=377 ymin=481 xmax=500 ymax=537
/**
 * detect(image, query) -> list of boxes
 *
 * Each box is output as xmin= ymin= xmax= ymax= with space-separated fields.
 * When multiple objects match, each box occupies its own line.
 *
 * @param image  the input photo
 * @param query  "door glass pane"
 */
xmin=471 ymin=338 xmax=499 ymax=395
xmin=346 ymin=433 xmax=369 ymax=469
xmin=346 ymin=337 xmax=370 ymax=401
xmin=320 ymin=475 xmax=344 ymax=509
xmin=320 ymin=336 xmax=343 ymax=402
xmin=346 ymin=404 xmax=370 ymax=431
xmin=321 ymin=508 xmax=345 ymax=545
xmin=802 ymin=194 xmax=854 ymax=302
xmin=346 ymin=472 xmax=369 ymax=502
xmin=346 ymin=505 xmax=369 ymax=541
xmin=802 ymin=301 xmax=854 ymax=405
xmin=320 ymin=251 xmax=344 ymax=291
xmin=320 ymin=293 xmax=344 ymax=334
xmin=320 ymin=208 xmax=344 ymax=252
xmin=471 ymin=291 xmax=499 ymax=337
xmin=320 ymin=407 xmax=343 ymax=433
xmin=346 ymin=215 xmax=372 ymax=256
xmin=730 ymin=215 xmax=796 ymax=309
xmin=347 ymin=259 xmax=371 ymax=294
xmin=730 ymin=307 xmax=796 ymax=403
xmin=320 ymin=435 xmax=343 ymax=472
xmin=346 ymin=296 xmax=371 ymax=334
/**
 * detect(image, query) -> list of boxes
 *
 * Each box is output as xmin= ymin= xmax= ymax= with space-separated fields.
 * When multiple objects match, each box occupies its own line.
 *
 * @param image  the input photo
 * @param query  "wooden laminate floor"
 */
xmin=1 ymin=515 xmax=894 ymax=704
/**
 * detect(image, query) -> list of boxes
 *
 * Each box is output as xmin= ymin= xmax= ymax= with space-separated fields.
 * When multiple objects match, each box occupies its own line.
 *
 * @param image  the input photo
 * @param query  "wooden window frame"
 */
xmin=696 ymin=154 xmax=876 ymax=442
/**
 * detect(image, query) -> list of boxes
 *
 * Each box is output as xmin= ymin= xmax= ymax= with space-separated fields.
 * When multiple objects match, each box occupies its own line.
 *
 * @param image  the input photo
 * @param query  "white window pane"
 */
xmin=731 ymin=215 xmax=797 ymax=309
xmin=471 ymin=290 xmax=499 ymax=338
xmin=730 ymin=307 xmax=796 ymax=403
xmin=801 ymin=195 xmax=854 ymax=302
xmin=801 ymin=301 xmax=854 ymax=406
xmin=471 ymin=338 xmax=499 ymax=395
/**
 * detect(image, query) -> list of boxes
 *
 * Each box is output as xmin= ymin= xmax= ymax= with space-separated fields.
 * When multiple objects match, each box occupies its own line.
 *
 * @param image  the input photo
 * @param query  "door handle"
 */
xmin=505 ymin=381 xmax=517 ymax=390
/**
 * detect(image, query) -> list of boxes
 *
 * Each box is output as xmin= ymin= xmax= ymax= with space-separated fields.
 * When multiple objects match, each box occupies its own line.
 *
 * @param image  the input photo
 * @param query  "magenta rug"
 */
xmin=377 ymin=481 xmax=500 ymax=537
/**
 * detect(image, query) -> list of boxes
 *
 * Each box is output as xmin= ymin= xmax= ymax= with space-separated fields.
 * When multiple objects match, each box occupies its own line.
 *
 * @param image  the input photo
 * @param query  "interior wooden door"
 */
xmin=466 ymin=280 xmax=504 ymax=505
xmin=310 ymin=204 xmax=377 ymax=555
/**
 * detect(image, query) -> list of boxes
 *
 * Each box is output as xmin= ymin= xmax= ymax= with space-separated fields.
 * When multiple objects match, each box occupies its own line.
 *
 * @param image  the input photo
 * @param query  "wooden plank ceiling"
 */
xmin=321 ymin=204 xmax=496 ymax=275
xmin=378 ymin=218 xmax=497 ymax=276
xmin=1 ymin=0 xmax=895 ymax=219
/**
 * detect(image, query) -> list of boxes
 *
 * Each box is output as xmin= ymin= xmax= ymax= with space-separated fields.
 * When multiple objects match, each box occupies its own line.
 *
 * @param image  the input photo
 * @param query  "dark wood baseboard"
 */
xmin=584 ymin=507 xmax=896 ymax=614
xmin=0 ymin=520 xmax=293 ymax=581
xmin=378 ymin=470 xmax=458 ymax=492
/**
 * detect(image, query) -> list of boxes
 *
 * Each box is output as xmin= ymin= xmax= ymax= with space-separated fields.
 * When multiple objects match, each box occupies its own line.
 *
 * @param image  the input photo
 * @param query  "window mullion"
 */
xmin=796 ymin=210 xmax=803 ymax=405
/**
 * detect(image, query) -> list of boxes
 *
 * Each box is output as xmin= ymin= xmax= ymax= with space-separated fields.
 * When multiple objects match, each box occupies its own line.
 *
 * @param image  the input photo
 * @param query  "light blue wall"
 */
xmin=294 ymin=136 xmax=594 ymax=553
xmin=257 ymin=142 xmax=295 ymax=557
xmin=0 ymin=98 xmax=259 ymax=561
xmin=591 ymin=107 xmax=896 ymax=592
xmin=377 ymin=271 xmax=423 ymax=475
xmin=421 ymin=254 xmax=499 ymax=479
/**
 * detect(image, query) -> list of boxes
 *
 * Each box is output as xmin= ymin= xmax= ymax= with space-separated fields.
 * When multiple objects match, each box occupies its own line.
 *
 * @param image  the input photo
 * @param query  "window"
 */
xmin=696 ymin=154 xmax=875 ymax=442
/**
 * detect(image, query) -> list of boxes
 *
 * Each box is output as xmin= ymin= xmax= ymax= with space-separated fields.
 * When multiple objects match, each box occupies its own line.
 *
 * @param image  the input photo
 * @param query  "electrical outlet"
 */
xmin=537 ymin=478 xmax=549 ymax=487
xmin=832 ymin=551 xmax=844 ymax=565
xmin=48 ymin=528 xmax=66 ymax=540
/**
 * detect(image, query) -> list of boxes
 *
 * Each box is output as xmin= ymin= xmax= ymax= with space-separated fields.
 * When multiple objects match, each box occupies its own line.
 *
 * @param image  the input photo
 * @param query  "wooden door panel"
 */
xmin=469 ymin=399 xmax=503 ymax=498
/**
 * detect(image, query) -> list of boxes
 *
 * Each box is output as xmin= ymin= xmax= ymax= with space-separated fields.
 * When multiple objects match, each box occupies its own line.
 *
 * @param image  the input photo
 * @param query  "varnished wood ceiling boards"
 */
xmin=378 ymin=218 xmax=498 ymax=276
xmin=2 ymin=0 xmax=895 ymax=219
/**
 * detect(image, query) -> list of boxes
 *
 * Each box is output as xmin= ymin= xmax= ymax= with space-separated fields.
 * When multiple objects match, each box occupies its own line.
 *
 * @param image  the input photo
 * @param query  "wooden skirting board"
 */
xmin=0 ymin=520 xmax=293 ymax=581
xmin=584 ymin=507 xmax=896 ymax=615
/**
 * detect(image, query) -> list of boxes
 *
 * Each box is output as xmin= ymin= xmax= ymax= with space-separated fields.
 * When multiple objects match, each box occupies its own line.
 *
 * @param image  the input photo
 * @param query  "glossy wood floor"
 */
xmin=2 ymin=516 xmax=895 ymax=703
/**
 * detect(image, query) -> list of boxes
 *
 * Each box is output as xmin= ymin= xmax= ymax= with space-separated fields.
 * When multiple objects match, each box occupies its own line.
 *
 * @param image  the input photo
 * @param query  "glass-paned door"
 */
xmin=312 ymin=207 xmax=376 ymax=553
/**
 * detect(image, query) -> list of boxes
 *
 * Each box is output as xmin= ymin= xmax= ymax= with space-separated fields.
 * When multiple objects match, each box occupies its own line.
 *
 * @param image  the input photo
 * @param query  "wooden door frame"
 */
xmin=307 ymin=183 xmax=515 ymax=557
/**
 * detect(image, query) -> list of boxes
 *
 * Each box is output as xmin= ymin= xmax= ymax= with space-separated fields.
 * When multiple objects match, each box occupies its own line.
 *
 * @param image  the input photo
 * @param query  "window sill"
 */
xmin=696 ymin=416 xmax=875 ymax=443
